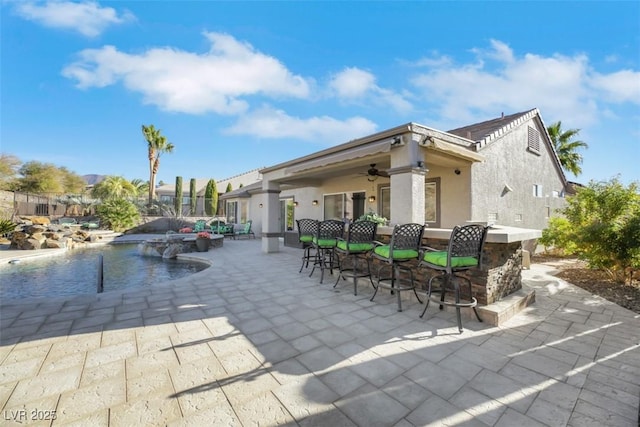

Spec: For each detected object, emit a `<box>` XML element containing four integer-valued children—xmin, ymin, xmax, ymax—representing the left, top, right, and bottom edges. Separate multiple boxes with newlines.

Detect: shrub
<box><xmin>545</xmin><ymin>177</ymin><xmax>640</xmax><ymax>283</ymax></box>
<box><xmin>0</xmin><ymin>219</ymin><xmax>16</xmax><ymax>237</ymax></box>
<box><xmin>96</xmin><ymin>199</ymin><xmax>140</xmax><ymax>232</ymax></box>
<box><xmin>539</xmin><ymin>216</ymin><xmax>577</xmax><ymax>255</ymax></box>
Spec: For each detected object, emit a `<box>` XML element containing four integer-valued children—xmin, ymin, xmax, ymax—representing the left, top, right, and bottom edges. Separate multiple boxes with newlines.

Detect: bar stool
<box><xmin>296</xmin><ymin>219</ymin><xmax>319</xmax><ymax>273</ymax></box>
<box><xmin>371</xmin><ymin>223</ymin><xmax>425</xmax><ymax>311</ymax></box>
<box><xmin>419</xmin><ymin>224</ymin><xmax>488</xmax><ymax>332</ymax></box>
<box><xmin>309</xmin><ymin>219</ymin><xmax>345</xmax><ymax>284</ymax></box>
<box><xmin>334</xmin><ymin>220</ymin><xmax>378</xmax><ymax>295</ymax></box>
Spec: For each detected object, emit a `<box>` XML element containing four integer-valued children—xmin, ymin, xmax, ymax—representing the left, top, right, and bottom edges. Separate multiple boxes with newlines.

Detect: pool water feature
<box><xmin>0</xmin><ymin>244</ymin><xmax>208</xmax><ymax>300</ymax></box>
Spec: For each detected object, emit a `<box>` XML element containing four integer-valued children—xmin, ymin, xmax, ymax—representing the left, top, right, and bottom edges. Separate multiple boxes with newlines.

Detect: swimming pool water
<box><xmin>0</xmin><ymin>244</ymin><xmax>207</xmax><ymax>300</ymax></box>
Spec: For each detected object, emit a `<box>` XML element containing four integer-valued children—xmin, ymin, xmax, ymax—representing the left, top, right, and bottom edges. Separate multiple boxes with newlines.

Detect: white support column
<box><xmin>389</xmin><ymin>167</ymin><xmax>427</xmax><ymax>225</ymax></box>
<box><xmin>260</xmin><ymin>179</ymin><xmax>281</xmax><ymax>253</ymax></box>
<box><xmin>388</xmin><ymin>133</ymin><xmax>427</xmax><ymax>225</ymax></box>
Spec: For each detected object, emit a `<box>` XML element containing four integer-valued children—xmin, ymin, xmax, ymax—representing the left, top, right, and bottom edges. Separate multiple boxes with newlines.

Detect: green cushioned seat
<box><xmin>299</xmin><ymin>235</ymin><xmax>313</xmax><ymax>243</ymax></box>
<box><xmin>423</xmin><ymin>251</ymin><xmax>478</xmax><ymax>268</ymax></box>
<box><xmin>313</xmin><ymin>237</ymin><xmax>337</xmax><ymax>247</ymax></box>
<box><xmin>336</xmin><ymin>241</ymin><xmax>373</xmax><ymax>252</ymax></box>
<box><xmin>374</xmin><ymin>245</ymin><xmax>419</xmax><ymax>260</ymax></box>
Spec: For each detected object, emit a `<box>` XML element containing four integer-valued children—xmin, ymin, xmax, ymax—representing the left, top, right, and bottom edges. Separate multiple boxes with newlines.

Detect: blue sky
<box><xmin>2</xmin><ymin>1</ymin><xmax>639</xmax><ymax>187</ymax></box>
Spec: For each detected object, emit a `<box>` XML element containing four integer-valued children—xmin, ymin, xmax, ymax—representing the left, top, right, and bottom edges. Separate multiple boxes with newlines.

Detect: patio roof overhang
<box><xmin>420</xmin><ymin>137</ymin><xmax>485</xmax><ymax>164</ymax></box>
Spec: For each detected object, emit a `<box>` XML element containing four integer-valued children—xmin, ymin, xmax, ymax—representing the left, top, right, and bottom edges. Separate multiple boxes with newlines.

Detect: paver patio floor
<box><xmin>0</xmin><ymin>237</ymin><xmax>638</xmax><ymax>426</ymax></box>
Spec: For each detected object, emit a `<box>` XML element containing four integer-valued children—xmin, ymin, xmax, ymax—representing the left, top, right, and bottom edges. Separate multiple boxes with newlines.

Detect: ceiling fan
<box><xmin>361</xmin><ymin>164</ymin><xmax>389</xmax><ymax>182</ymax></box>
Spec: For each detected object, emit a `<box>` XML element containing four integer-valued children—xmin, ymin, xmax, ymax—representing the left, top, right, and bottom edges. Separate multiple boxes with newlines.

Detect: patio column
<box><xmin>388</xmin><ymin>135</ymin><xmax>427</xmax><ymax>225</ymax></box>
<box><xmin>260</xmin><ymin>179</ymin><xmax>281</xmax><ymax>253</ymax></box>
<box><xmin>389</xmin><ymin>167</ymin><xmax>427</xmax><ymax>224</ymax></box>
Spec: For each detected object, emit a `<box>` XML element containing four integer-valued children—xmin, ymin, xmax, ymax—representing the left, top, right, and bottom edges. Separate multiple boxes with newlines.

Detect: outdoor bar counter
<box><xmin>375</xmin><ymin>225</ymin><xmax>541</xmax><ymax>306</ymax></box>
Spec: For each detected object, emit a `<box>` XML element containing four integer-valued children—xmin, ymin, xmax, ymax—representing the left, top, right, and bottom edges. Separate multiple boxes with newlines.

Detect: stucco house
<box><xmin>221</xmin><ymin>108</ymin><xmax>571</xmax><ymax>252</ymax></box>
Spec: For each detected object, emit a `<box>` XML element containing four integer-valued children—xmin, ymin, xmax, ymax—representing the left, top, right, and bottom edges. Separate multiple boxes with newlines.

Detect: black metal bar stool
<box><xmin>309</xmin><ymin>219</ymin><xmax>345</xmax><ymax>284</ymax></box>
<box><xmin>296</xmin><ymin>219</ymin><xmax>319</xmax><ymax>273</ymax></box>
<box><xmin>418</xmin><ymin>224</ymin><xmax>489</xmax><ymax>332</ymax></box>
<box><xmin>371</xmin><ymin>223</ymin><xmax>425</xmax><ymax>311</ymax></box>
<box><xmin>334</xmin><ymin>220</ymin><xmax>378</xmax><ymax>295</ymax></box>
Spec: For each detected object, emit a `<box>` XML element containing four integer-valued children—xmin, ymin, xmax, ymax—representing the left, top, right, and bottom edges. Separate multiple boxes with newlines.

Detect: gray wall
<box><xmin>470</xmin><ymin>117</ymin><xmax>567</xmax><ymax>229</ymax></box>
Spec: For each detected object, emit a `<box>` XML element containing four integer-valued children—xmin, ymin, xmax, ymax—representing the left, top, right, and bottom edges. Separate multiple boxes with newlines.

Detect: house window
<box><xmin>425</xmin><ymin>178</ymin><xmax>440</xmax><ymax>227</ymax></box>
<box><xmin>552</xmin><ymin>190</ymin><xmax>559</xmax><ymax>198</ymax></box>
<box><xmin>527</xmin><ymin>126</ymin><xmax>541</xmax><ymax>154</ymax></box>
<box><xmin>533</xmin><ymin>184</ymin><xmax>543</xmax><ymax>198</ymax></box>
<box><xmin>488</xmin><ymin>212</ymin><xmax>498</xmax><ymax>223</ymax></box>
<box><xmin>226</xmin><ymin>201</ymin><xmax>238</xmax><ymax>223</ymax></box>
<box><xmin>323</xmin><ymin>193</ymin><xmax>345</xmax><ymax>220</ymax></box>
<box><xmin>515</xmin><ymin>214</ymin><xmax>523</xmax><ymax>222</ymax></box>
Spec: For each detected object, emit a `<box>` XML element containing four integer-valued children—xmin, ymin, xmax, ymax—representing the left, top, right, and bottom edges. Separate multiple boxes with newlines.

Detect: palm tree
<box><xmin>142</xmin><ymin>124</ymin><xmax>175</xmax><ymax>206</ymax></box>
<box><xmin>91</xmin><ymin>176</ymin><xmax>137</xmax><ymax>200</ymax></box>
<box><xmin>130</xmin><ymin>179</ymin><xmax>149</xmax><ymax>199</ymax></box>
<box><xmin>547</xmin><ymin>121</ymin><xmax>588</xmax><ymax>176</ymax></box>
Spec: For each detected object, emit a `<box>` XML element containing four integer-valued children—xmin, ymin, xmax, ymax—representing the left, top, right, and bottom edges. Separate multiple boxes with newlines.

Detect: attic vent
<box><xmin>527</xmin><ymin>126</ymin><xmax>541</xmax><ymax>154</ymax></box>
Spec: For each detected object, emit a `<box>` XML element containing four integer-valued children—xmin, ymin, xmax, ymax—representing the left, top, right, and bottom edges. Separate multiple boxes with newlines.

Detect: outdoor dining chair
<box><xmin>296</xmin><ymin>218</ymin><xmax>319</xmax><ymax>273</ymax></box>
<box><xmin>309</xmin><ymin>219</ymin><xmax>345</xmax><ymax>284</ymax></box>
<box><xmin>371</xmin><ymin>223</ymin><xmax>425</xmax><ymax>311</ymax></box>
<box><xmin>334</xmin><ymin>220</ymin><xmax>378</xmax><ymax>295</ymax></box>
<box><xmin>418</xmin><ymin>223</ymin><xmax>489</xmax><ymax>333</ymax></box>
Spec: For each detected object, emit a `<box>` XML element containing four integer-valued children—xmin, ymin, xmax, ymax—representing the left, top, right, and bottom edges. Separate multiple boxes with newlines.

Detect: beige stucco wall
<box><xmin>423</xmin><ymin>163</ymin><xmax>472</xmax><ymax>228</ymax></box>
<box><xmin>470</xmin><ymin>117</ymin><xmax>567</xmax><ymax>229</ymax></box>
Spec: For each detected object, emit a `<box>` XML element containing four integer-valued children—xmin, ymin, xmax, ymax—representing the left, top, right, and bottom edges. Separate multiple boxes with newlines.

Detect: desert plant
<box><xmin>0</xmin><ymin>219</ymin><xmax>16</xmax><ymax>237</ymax></box>
<box><xmin>190</xmin><ymin>178</ymin><xmax>197</xmax><ymax>215</ymax></box>
<box><xmin>174</xmin><ymin>176</ymin><xmax>183</xmax><ymax>215</ymax></box>
<box><xmin>96</xmin><ymin>199</ymin><xmax>140</xmax><ymax>232</ymax></box>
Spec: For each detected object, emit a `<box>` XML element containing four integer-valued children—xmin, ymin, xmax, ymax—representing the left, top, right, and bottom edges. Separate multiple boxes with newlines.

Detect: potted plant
<box><xmin>195</xmin><ymin>231</ymin><xmax>211</xmax><ymax>252</ymax></box>
<box><xmin>356</xmin><ymin>210</ymin><xmax>388</xmax><ymax>226</ymax></box>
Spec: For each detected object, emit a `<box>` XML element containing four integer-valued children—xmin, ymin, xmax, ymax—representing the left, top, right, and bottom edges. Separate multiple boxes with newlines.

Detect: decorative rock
<box><xmin>30</xmin><ymin>216</ymin><xmax>51</xmax><ymax>225</ymax></box>
<box><xmin>87</xmin><ymin>234</ymin><xmax>101</xmax><ymax>243</ymax></box>
<box><xmin>26</xmin><ymin>225</ymin><xmax>47</xmax><ymax>234</ymax></box>
<box><xmin>46</xmin><ymin>239</ymin><xmax>67</xmax><ymax>249</ymax></box>
<box><xmin>162</xmin><ymin>244</ymin><xmax>183</xmax><ymax>259</ymax></box>
<box><xmin>20</xmin><ymin>238</ymin><xmax>42</xmax><ymax>250</ymax></box>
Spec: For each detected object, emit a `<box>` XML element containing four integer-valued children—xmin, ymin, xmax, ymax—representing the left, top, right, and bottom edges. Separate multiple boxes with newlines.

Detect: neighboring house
<box><xmin>155</xmin><ymin>169</ymin><xmax>262</xmax><ymax>216</ymax></box>
<box><xmin>222</xmin><ymin>108</ymin><xmax>572</xmax><ymax>253</ymax></box>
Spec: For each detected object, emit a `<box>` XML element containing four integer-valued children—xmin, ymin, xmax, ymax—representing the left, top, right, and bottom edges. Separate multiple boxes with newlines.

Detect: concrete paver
<box><xmin>0</xmin><ymin>237</ymin><xmax>639</xmax><ymax>426</ymax></box>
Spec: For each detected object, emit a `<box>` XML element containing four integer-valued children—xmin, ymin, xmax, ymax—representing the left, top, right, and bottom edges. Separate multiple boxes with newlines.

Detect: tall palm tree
<box><xmin>547</xmin><ymin>121</ymin><xmax>588</xmax><ymax>177</ymax></box>
<box><xmin>142</xmin><ymin>124</ymin><xmax>174</xmax><ymax>206</ymax></box>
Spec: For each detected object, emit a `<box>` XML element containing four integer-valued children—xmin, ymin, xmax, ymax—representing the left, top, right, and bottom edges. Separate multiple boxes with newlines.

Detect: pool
<box><xmin>0</xmin><ymin>244</ymin><xmax>208</xmax><ymax>300</ymax></box>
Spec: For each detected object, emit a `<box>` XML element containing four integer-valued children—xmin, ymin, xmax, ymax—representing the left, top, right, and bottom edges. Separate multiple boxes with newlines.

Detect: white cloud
<box><xmin>589</xmin><ymin>69</ymin><xmax>640</xmax><ymax>104</ymax></box>
<box><xmin>225</xmin><ymin>106</ymin><xmax>378</xmax><ymax>144</ymax></box>
<box><xmin>62</xmin><ymin>32</ymin><xmax>312</xmax><ymax>114</ymax></box>
<box><xmin>410</xmin><ymin>39</ymin><xmax>638</xmax><ymax>129</ymax></box>
<box><xmin>329</xmin><ymin>67</ymin><xmax>413</xmax><ymax>114</ymax></box>
<box><xmin>14</xmin><ymin>0</ymin><xmax>134</xmax><ymax>37</ymax></box>
<box><xmin>330</xmin><ymin>67</ymin><xmax>376</xmax><ymax>99</ymax></box>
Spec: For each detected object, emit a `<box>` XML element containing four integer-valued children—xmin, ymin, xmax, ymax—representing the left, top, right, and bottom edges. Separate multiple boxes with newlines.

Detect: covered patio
<box><xmin>1</xmin><ymin>238</ymin><xmax>638</xmax><ymax>425</ymax></box>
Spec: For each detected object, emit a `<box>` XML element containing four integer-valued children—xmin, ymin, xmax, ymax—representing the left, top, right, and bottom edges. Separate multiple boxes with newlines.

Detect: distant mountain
<box><xmin>83</xmin><ymin>174</ymin><xmax>106</xmax><ymax>185</ymax></box>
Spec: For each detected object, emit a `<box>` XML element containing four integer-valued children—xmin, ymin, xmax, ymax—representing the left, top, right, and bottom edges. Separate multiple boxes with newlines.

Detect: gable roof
<box><xmin>447</xmin><ymin>109</ymin><xmax>538</xmax><ymax>148</ymax></box>
<box><xmin>448</xmin><ymin>108</ymin><xmax>570</xmax><ymax>189</ymax></box>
